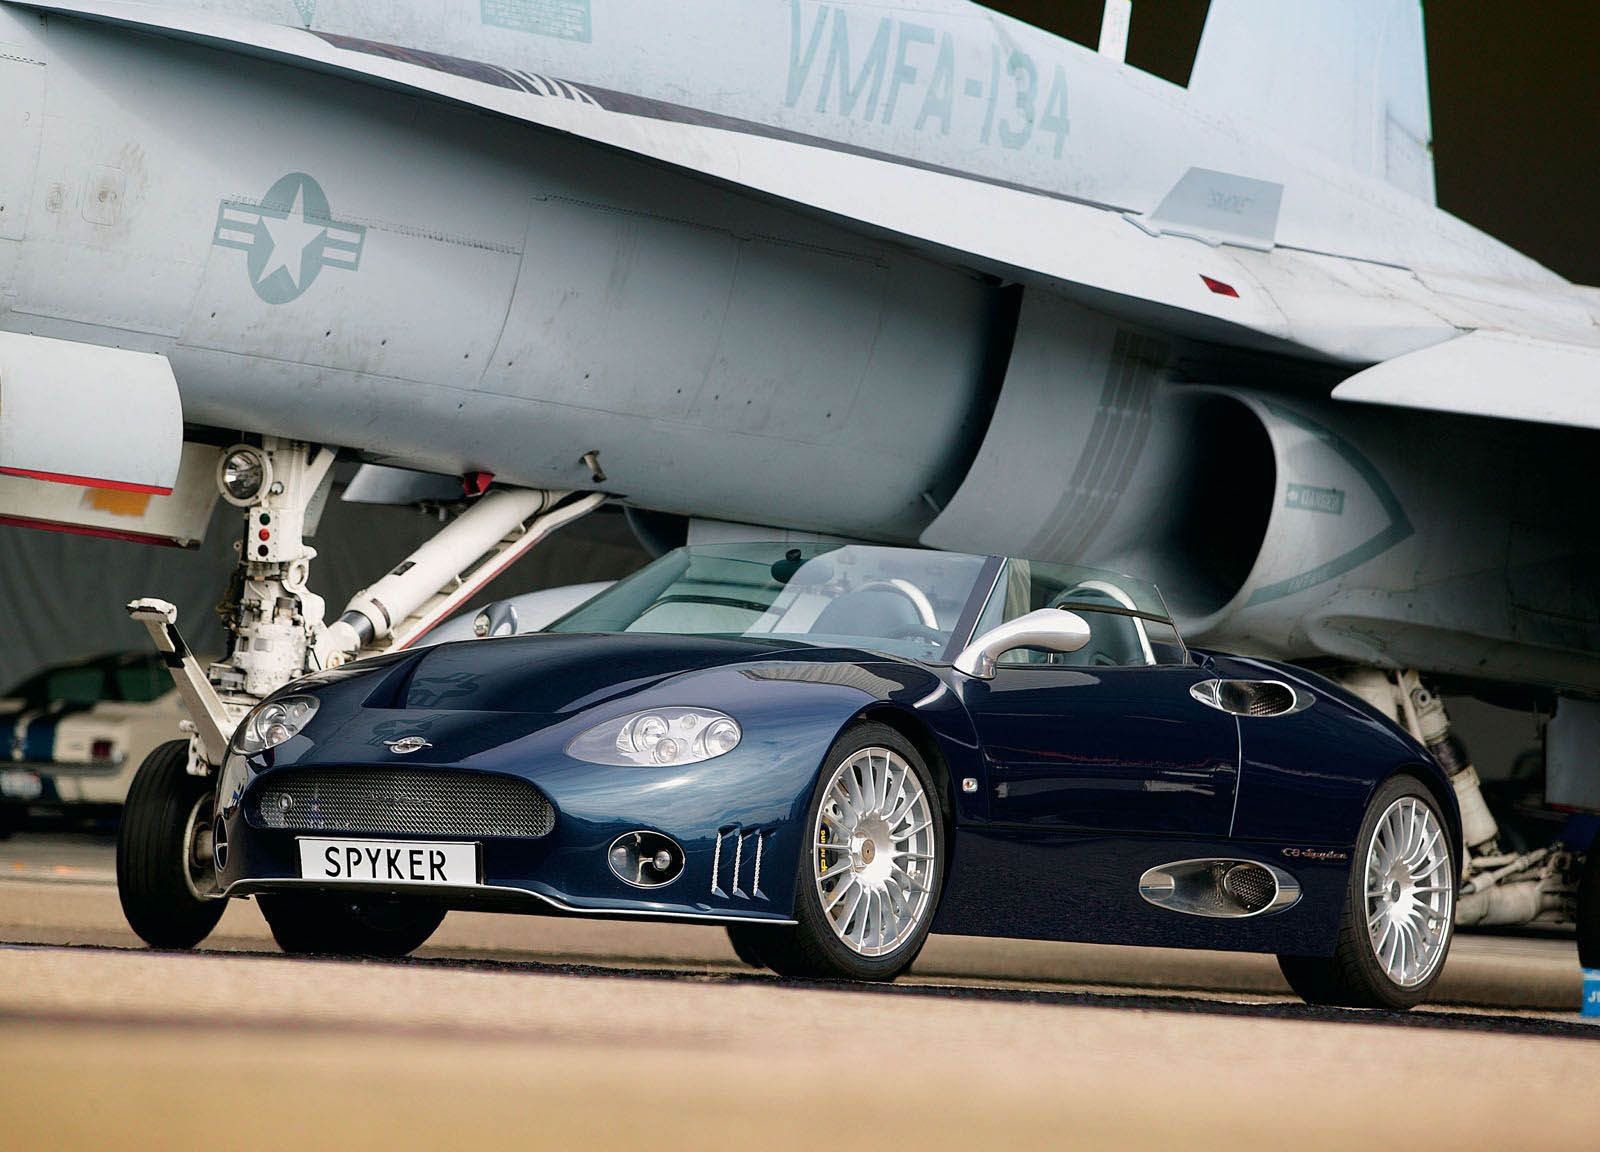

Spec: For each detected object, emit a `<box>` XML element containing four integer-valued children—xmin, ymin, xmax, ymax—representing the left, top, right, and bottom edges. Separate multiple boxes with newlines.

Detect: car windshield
<box><xmin>972</xmin><ymin>558</ymin><xmax>1187</xmax><ymax>666</ymax></box>
<box><xmin>546</xmin><ymin>543</ymin><xmax>991</xmax><ymax>661</ymax></box>
<box><xmin>2</xmin><ymin>654</ymin><xmax>172</xmax><ymax>706</ymax></box>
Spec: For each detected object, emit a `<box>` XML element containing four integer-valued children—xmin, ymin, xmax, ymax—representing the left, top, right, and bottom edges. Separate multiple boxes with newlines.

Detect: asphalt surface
<box><xmin>3</xmin><ymin>834</ymin><xmax>1597</xmax><ymax>1150</ymax></box>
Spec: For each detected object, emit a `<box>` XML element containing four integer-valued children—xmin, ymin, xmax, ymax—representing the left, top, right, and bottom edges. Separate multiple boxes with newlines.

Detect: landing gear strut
<box><xmin>118</xmin><ymin>436</ymin><xmax>604</xmax><ymax>948</ymax></box>
<box><xmin>1332</xmin><ymin>668</ymin><xmax>1578</xmax><ymax>933</ymax></box>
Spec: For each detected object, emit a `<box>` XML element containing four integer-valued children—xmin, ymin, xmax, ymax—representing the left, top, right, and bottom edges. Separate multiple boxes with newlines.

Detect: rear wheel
<box><xmin>258</xmin><ymin>892</ymin><xmax>445</xmax><ymax>958</ymax></box>
<box><xmin>117</xmin><ymin>740</ymin><xmax>226</xmax><ymax>949</ymax></box>
<box><xmin>759</xmin><ymin>723</ymin><xmax>944</xmax><ymax>982</ymax></box>
<box><xmin>1279</xmin><ymin>775</ymin><xmax>1455</xmax><ymax>1010</ymax></box>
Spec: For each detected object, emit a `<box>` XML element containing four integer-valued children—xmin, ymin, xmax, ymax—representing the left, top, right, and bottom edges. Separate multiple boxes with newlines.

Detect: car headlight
<box><xmin>231</xmin><ymin>694</ymin><xmax>319</xmax><ymax>755</ymax></box>
<box><xmin>568</xmin><ymin>707</ymin><xmax>742</xmax><ymax>767</ymax></box>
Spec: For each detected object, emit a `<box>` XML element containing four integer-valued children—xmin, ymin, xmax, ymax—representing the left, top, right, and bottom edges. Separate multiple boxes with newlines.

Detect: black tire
<box><xmin>258</xmin><ymin>892</ymin><xmax>445</xmax><ymax>958</ymax></box>
<box><xmin>1576</xmin><ymin>835</ymin><xmax>1600</xmax><ymax>969</ymax></box>
<box><xmin>758</xmin><ymin>722</ymin><xmax>945</xmax><ymax>982</ymax></box>
<box><xmin>116</xmin><ymin>740</ymin><xmax>226</xmax><ymax>949</ymax></box>
<box><xmin>1278</xmin><ymin>775</ymin><xmax>1456</xmax><ymax>1010</ymax></box>
<box><xmin>725</xmin><ymin>923</ymin><xmax>778</xmax><ymax>969</ymax></box>
<box><xmin>0</xmin><ymin>806</ymin><xmax>23</xmax><ymax>840</ymax></box>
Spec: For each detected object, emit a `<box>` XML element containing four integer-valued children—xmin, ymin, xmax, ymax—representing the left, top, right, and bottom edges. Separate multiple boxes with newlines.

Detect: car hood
<box><xmin>275</xmin><ymin>632</ymin><xmax>922</xmax><ymax>767</ymax></box>
<box><xmin>382</xmin><ymin>633</ymin><xmax>826</xmax><ymax>714</ymax></box>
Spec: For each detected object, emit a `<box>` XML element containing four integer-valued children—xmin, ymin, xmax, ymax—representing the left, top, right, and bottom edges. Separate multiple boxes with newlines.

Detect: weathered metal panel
<box><xmin>0</xmin><ymin>9</ymin><xmax>46</xmax><ymax>243</ymax></box>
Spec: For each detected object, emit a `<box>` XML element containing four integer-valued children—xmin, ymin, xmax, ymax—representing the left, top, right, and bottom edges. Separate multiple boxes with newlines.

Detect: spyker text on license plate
<box><xmin>298</xmin><ymin>838</ymin><xmax>478</xmax><ymax>886</ymax></box>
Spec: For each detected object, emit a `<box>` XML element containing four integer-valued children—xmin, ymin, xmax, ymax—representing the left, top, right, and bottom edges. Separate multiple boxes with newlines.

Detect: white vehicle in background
<box><xmin>423</xmin><ymin>582</ymin><xmax>615</xmax><ymax>645</ymax></box>
<box><xmin>0</xmin><ymin>582</ymin><xmax>610</xmax><ymax>835</ymax></box>
<box><xmin>0</xmin><ymin>653</ymin><xmax>186</xmax><ymax>835</ymax></box>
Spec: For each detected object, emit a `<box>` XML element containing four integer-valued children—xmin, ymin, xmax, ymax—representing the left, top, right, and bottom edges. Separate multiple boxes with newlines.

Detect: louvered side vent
<box><xmin>710</xmin><ymin>825</ymin><xmax>769</xmax><ymax>901</ymax></box>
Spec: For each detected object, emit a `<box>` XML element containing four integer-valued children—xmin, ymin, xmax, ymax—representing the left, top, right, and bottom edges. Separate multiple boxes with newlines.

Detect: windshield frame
<box><xmin>958</xmin><ymin>557</ymin><xmax>1189</xmax><ymax>667</ymax></box>
<box><xmin>543</xmin><ymin>544</ymin><xmax>1185</xmax><ymax>667</ymax></box>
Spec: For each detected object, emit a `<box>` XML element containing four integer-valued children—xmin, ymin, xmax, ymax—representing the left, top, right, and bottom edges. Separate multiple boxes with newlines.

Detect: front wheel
<box><xmin>759</xmin><ymin>722</ymin><xmax>944</xmax><ymax>982</ymax></box>
<box><xmin>116</xmin><ymin>740</ymin><xmax>226</xmax><ymax>949</ymax></box>
<box><xmin>1279</xmin><ymin>775</ymin><xmax>1456</xmax><ymax>1010</ymax></box>
<box><xmin>258</xmin><ymin>892</ymin><xmax>445</xmax><ymax>958</ymax></box>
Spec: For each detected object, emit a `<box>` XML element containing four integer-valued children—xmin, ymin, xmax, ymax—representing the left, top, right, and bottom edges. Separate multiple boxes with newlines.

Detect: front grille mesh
<box><xmin>246</xmin><ymin>768</ymin><xmax>554</xmax><ymax>838</ymax></box>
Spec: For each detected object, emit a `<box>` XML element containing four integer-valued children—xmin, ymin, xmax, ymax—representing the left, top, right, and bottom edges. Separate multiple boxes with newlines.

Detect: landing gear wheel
<box><xmin>758</xmin><ymin>722</ymin><xmax>944</xmax><ymax>982</ymax></box>
<box><xmin>1576</xmin><ymin>837</ymin><xmax>1600</xmax><ymax>969</ymax></box>
<box><xmin>1279</xmin><ymin>775</ymin><xmax>1456</xmax><ymax>1010</ymax></box>
<box><xmin>116</xmin><ymin>740</ymin><xmax>226</xmax><ymax>949</ymax></box>
<box><xmin>258</xmin><ymin>893</ymin><xmax>445</xmax><ymax>958</ymax></box>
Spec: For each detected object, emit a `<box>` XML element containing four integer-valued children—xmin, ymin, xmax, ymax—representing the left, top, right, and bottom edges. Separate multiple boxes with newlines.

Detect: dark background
<box><xmin>983</xmin><ymin>1</ymin><xmax>1600</xmax><ymax>285</ymax></box>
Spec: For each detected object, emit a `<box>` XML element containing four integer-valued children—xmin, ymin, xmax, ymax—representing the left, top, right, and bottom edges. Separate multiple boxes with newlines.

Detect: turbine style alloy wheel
<box><xmin>1277</xmin><ymin>775</ymin><xmax>1457</xmax><ymax>1010</ymax></box>
<box><xmin>1364</xmin><ymin>795</ymin><xmax>1453</xmax><ymax>987</ymax></box>
<box><xmin>813</xmin><ymin>745</ymin><xmax>937</xmax><ymax>958</ymax></box>
<box><xmin>741</xmin><ymin>722</ymin><xmax>944</xmax><ymax>982</ymax></box>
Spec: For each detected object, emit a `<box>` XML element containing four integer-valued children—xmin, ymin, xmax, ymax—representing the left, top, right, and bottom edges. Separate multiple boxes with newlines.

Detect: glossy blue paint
<box><xmin>1206</xmin><ymin>653</ymin><xmax>1460</xmax><ymax>854</ymax></box>
<box><xmin>215</xmin><ymin>574</ymin><xmax>1460</xmax><ymax>962</ymax></box>
<box><xmin>933</xmin><ymin>828</ymin><xmax>1348</xmax><ymax>955</ymax></box>
<box><xmin>958</xmin><ymin>664</ymin><xmax>1239</xmax><ymax>836</ymax></box>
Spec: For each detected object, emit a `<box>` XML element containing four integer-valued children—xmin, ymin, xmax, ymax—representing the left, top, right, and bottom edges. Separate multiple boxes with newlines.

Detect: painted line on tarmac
<box><xmin>5</xmin><ymin>941</ymin><xmax>1598</xmax><ymax>1042</ymax></box>
<box><xmin>0</xmin><ymin>861</ymin><xmax>115</xmax><ymax>886</ymax></box>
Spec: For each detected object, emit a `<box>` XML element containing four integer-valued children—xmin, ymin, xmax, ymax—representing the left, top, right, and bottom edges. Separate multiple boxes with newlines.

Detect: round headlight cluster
<box><xmin>568</xmin><ymin>707</ymin><xmax>742</xmax><ymax>767</ymax></box>
<box><xmin>232</xmin><ymin>694</ymin><xmax>319</xmax><ymax>755</ymax></box>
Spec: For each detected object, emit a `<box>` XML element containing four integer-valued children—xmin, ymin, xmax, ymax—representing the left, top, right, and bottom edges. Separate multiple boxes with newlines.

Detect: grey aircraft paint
<box><xmin>0</xmin><ymin>1</ymin><xmax>1596</xmax><ymax>697</ymax></box>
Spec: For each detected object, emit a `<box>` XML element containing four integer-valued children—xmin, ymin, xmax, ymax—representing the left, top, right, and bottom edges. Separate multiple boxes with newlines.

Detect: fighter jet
<box><xmin>0</xmin><ymin>1</ymin><xmax>1596</xmax><ymax>930</ymax></box>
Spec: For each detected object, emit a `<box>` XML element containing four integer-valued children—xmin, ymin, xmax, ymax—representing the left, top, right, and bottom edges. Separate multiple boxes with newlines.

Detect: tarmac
<box><xmin>3</xmin><ymin>834</ymin><xmax>1597</xmax><ymax>1150</ymax></box>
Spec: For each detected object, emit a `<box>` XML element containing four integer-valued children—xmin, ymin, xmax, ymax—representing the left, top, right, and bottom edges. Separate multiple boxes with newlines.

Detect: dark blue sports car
<box><xmin>119</xmin><ymin>542</ymin><xmax>1461</xmax><ymax>1009</ymax></box>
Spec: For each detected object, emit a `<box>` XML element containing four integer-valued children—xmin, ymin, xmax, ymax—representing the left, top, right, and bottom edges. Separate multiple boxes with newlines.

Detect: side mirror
<box><xmin>472</xmin><ymin>599</ymin><xmax>520</xmax><ymax>639</ymax></box>
<box><xmin>954</xmin><ymin>609</ymin><xmax>1092</xmax><ymax>680</ymax></box>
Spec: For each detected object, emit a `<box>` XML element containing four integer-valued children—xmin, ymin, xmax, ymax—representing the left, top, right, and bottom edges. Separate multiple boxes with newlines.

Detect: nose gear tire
<box><xmin>116</xmin><ymin>740</ymin><xmax>227</xmax><ymax>949</ymax></box>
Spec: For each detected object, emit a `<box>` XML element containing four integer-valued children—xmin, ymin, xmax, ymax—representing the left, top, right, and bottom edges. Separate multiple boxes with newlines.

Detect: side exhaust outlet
<box><xmin>1138</xmin><ymin>859</ymin><xmax>1301</xmax><ymax>918</ymax></box>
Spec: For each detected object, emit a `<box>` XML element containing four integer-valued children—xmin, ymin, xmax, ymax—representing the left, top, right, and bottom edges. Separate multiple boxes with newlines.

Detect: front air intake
<box><xmin>246</xmin><ymin>768</ymin><xmax>554</xmax><ymax>838</ymax></box>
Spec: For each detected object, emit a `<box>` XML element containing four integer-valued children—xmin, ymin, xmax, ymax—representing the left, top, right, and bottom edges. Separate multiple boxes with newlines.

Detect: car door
<box><xmin>957</xmin><ymin>594</ymin><xmax>1240</xmax><ymax>837</ymax></box>
<box><xmin>961</xmin><ymin>663</ymin><xmax>1239</xmax><ymax>836</ymax></box>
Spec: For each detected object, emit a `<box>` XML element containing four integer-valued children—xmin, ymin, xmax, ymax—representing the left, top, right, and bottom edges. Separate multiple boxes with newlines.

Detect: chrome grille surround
<box><xmin>245</xmin><ymin>768</ymin><xmax>554</xmax><ymax>838</ymax></box>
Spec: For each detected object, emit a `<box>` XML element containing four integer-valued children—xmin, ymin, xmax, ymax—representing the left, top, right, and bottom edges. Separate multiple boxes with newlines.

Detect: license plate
<box><xmin>297</xmin><ymin>838</ymin><xmax>478</xmax><ymax>886</ymax></box>
<box><xmin>0</xmin><ymin>770</ymin><xmax>42</xmax><ymax>801</ymax></box>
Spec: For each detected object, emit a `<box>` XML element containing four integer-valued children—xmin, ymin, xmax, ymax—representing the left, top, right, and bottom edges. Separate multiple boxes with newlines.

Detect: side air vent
<box><xmin>710</xmin><ymin>825</ymin><xmax>769</xmax><ymax>901</ymax></box>
<box><xmin>1138</xmin><ymin>858</ymin><xmax>1301</xmax><ymax>918</ymax></box>
<box><xmin>1190</xmin><ymin>678</ymin><xmax>1309</xmax><ymax>719</ymax></box>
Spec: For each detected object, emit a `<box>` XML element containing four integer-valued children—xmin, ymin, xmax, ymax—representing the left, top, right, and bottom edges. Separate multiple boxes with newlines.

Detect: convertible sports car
<box><xmin>119</xmin><ymin>543</ymin><xmax>1461</xmax><ymax>1009</ymax></box>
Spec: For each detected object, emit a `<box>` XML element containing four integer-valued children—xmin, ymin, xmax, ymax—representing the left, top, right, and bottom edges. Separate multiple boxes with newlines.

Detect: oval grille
<box><xmin>246</xmin><ymin>768</ymin><xmax>554</xmax><ymax>838</ymax></box>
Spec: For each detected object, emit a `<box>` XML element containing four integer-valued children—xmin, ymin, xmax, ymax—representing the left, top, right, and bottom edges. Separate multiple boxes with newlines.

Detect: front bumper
<box><xmin>216</xmin><ymin>753</ymin><xmax>815</xmax><ymax>925</ymax></box>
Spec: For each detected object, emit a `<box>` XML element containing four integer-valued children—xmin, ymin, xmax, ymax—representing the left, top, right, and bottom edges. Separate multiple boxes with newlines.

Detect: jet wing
<box><xmin>1332</xmin><ymin>330</ymin><xmax>1600</xmax><ymax>431</ymax></box>
<box><xmin>15</xmin><ymin>1</ymin><xmax>1600</xmax><ymax>428</ymax></box>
